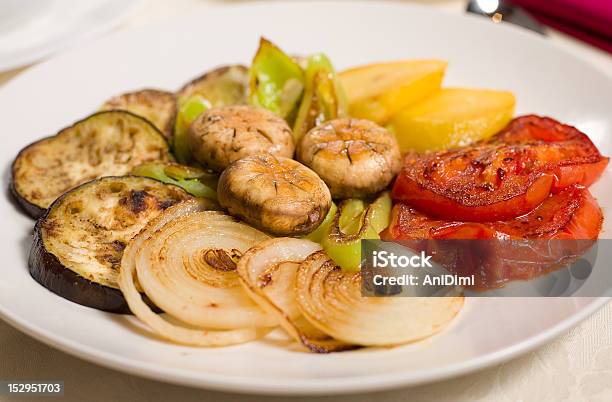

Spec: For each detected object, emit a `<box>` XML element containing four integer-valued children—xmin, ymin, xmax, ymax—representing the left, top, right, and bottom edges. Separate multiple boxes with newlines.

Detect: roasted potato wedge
<box><xmin>340</xmin><ymin>60</ymin><xmax>446</xmax><ymax>124</ymax></box>
<box><xmin>389</xmin><ymin>87</ymin><xmax>516</xmax><ymax>153</ymax></box>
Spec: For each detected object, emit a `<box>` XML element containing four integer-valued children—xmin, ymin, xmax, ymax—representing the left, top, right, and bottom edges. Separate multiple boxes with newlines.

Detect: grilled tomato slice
<box><xmin>392</xmin><ymin>115</ymin><xmax>608</xmax><ymax>221</ymax></box>
<box><xmin>382</xmin><ymin>186</ymin><xmax>603</xmax><ymax>288</ymax></box>
<box><xmin>384</xmin><ymin>186</ymin><xmax>602</xmax><ymax>241</ymax></box>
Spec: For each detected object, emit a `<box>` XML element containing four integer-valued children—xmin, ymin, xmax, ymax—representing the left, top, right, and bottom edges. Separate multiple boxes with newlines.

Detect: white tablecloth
<box><xmin>2</xmin><ymin>1</ymin><xmax>611</xmax><ymax>401</ymax></box>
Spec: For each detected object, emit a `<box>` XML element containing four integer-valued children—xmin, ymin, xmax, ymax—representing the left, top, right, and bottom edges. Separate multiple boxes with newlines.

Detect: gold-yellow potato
<box><xmin>389</xmin><ymin>88</ymin><xmax>516</xmax><ymax>153</ymax></box>
<box><xmin>340</xmin><ymin>60</ymin><xmax>447</xmax><ymax>125</ymax></box>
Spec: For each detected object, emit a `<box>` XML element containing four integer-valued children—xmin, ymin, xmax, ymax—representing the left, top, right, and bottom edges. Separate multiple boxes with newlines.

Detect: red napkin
<box><xmin>509</xmin><ymin>0</ymin><xmax>612</xmax><ymax>53</ymax></box>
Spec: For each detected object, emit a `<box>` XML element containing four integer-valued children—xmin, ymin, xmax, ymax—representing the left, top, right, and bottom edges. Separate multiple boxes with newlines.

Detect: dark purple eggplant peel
<box><xmin>28</xmin><ymin>176</ymin><xmax>196</xmax><ymax>313</ymax></box>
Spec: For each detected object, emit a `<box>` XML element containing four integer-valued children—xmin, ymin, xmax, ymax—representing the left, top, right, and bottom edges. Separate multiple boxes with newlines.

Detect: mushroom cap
<box><xmin>190</xmin><ymin>105</ymin><xmax>294</xmax><ymax>172</ymax></box>
<box><xmin>217</xmin><ymin>154</ymin><xmax>331</xmax><ymax>236</ymax></box>
<box><xmin>297</xmin><ymin>118</ymin><xmax>402</xmax><ymax>199</ymax></box>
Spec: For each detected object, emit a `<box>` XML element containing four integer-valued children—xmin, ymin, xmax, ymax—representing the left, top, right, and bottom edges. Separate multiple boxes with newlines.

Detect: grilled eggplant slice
<box><xmin>29</xmin><ymin>176</ymin><xmax>195</xmax><ymax>313</ymax></box>
<box><xmin>177</xmin><ymin>65</ymin><xmax>249</xmax><ymax>105</ymax></box>
<box><xmin>11</xmin><ymin>111</ymin><xmax>172</xmax><ymax>218</ymax></box>
<box><xmin>101</xmin><ymin>89</ymin><xmax>177</xmax><ymax>139</ymax></box>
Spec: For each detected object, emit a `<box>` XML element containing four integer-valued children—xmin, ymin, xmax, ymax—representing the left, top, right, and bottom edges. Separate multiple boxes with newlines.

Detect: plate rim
<box><xmin>0</xmin><ymin>297</ymin><xmax>607</xmax><ymax>395</ymax></box>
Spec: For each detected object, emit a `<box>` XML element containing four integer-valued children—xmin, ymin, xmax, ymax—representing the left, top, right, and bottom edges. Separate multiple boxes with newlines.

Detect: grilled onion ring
<box><xmin>119</xmin><ymin>200</ymin><xmax>275</xmax><ymax>346</ymax></box>
<box><xmin>237</xmin><ymin>237</ymin><xmax>354</xmax><ymax>352</ymax></box>
<box><xmin>296</xmin><ymin>251</ymin><xmax>464</xmax><ymax>346</ymax></box>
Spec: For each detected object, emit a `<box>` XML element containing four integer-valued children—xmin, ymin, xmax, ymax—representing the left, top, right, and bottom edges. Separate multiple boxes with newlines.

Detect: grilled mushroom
<box><xmin>217</xmin><ymin>154</ymin><xmax>331</xmax><ymax>236</ymax></box>
<box><xmin>189</xmin><ymin>105</ymin><xmax>295</xmax><ymax>172</ymax></box>
<box><xmin>296</xmin><ymin>118</ymin><xmax>401</xmax><ymax>199</ymax></box>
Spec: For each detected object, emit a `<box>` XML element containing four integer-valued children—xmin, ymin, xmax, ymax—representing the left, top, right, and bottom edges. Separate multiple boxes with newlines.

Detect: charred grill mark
<box><xmin>258</xmin><ymin>272</ymin><xmax>273</xmax><ymax>288</ymax></box>
<box><xmin>346</xmin><ymin>147</ymin><xmax>353</xmax><ymax>164</ymax></box>
<box><xmin>230</xmin><ymin>128</ymin><xmax>242</xmax><ymax>152</ymax></box>
<box><xmin>159</xmin><ymin>199</ymin><xmax>180</xmax><ymax>210</ymax></box>
<box><xmin>111</xmin><ymin>240</ymin><xmax>126</xmax><ymax>252</ymax></box>
<box><xmin>422</xmin><ymin>162</ymin><xmax>439</xmax><ymax>179</ymax></box>
<box><xmin>99</xmin><ymin>253</ymin><xmax>121</xmax><ymax>269</ymax></box>
<box><xmin>256</xmin><ymin>128</ymin><xmax>274</xmax><ymax>143</ymax></box>
<box><xmin>121</xmin><ymin>190</ymin><xmax>150</xmax><ymax>214</ymax></box>
<box><xmin>204</xmin><ymin>249</ymin><xmax>241</xmax><ymax>271</ymax></box>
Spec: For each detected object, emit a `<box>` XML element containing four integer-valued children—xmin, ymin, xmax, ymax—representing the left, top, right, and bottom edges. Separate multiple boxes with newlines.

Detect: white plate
<box><xmin>0</xmin><ymin>1</ymin><xmax>611</xmax><ymax>396</ymax></box>
<box><xmin>0</xmin><ymin>0</ymin><xmax>140</xmax><ymax>72</ymax></box>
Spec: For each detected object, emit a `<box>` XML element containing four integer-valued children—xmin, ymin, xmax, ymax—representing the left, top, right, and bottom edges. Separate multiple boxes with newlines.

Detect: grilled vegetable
<box><xmin>174</xmin><ymin>65</ymin><xmax>249</xmax><ymax>164</ymax></box>
<box><xmin>101</xmin><ymin>89</ymin><xmax>177</xmax><ymax>139</ymax></box>
<box><xmin>339</xmin><ymin>60</ymin><xmax>447</xmax><ymax>125</ymax></box>
<box><xmin>487</xmin><ymin>115</ymin><xmax>609</xmax><ymax>191</ymax></box>
<box><xmin>237</xmin><ymin>237</ymin><xmax>355</xmax><ymax>353</ymax></box>
<box><xmin>297</xmin><ymin>118</ymin><xmax>401</xmax><ymax>199</ymax></box>
<box><xmin>173</xmin><ymin>95</ymin><xmax>210</xmax><ymax>164</ymax></box>
<box><xmin>189</xmin><ymin>105</ymin><xmax>294</xmax><ymax>172</ymax></box>
<box><xmin>389</xmin><ymin>87</ymin><xmax>515</xmax><ymax>152</ymax></box>
<box><xmin>304</xmin><ymin>202</ymin><xmax>337</xmax><ymax>243</ymax></box>
<box><xmin>177</xmin><ymin>65</ymin><xmax>249</xmax><ymax>105</ymax></box>
<box><xmin>119</xmin><ymin>204</ymin><xmax>275</xmax><ymax>346</ymax></box>
<box><xmin>11</xmin><ymin>111</ymin><xmax>172</xmax><ymax>218</ymax></box>
<box><xmin>29</xmin><ymin>176</ymin><xmax>195</xmax><ymax>313</ymax></box>
<box><xmin>292</xmin><ymin>53</ymin><xmax>348</xmax><ymax>142</ymax></box>
<box><xmin>385</xmin><ymin>186</ymin><xmax>602</xmax><ymax>241</ymax></box>
<box><xmin>322</xmin><ymin>192</ymin><xmax>392</xmax><ymax>271</ymax></box>
<box><xmin>296</xmin><ymin>251</ymin><xmax>463</xmax><ymax>346</ymax></box>
<box><xmin>249</xmin><ymin>38</ymin><xmax>305</xmax><ymax>124</ymax></box>
<box><xmin>132</xmin><ymin>162</ymin><xmax>218</xmax><ymax>200</ymax></box>
<box><xmin>217</xmin><ymin>153</ymin><xmax>332</xmax><ymax>236</ymax></box>
<box><xmin>382</xmin><ymin>186</ymin><xmax>602</xmax><ymax>288</ymax></box>
<box><xmin>393</xmin><ymin>115</ymin><xmax>608</xmax><ymax>222</ymax></box>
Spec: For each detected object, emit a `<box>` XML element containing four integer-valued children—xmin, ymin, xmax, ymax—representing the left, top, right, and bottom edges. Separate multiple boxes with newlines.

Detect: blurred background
<box><xmin>0</xmin><ymin>0</ymin><xmax>611</xmax><ymax>84</ymax></box>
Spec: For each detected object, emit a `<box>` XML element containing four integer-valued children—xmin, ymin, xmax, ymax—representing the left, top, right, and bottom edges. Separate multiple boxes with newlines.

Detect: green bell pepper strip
<box><xmin>304</xmin><ymin>202</ymin><xmax>337</xmax><ymax>243</ymax></box>
<box><xmin>173</xmin><ymin>95</ymin><xmax>211</xmax><ymax>164</ymax></box>
<box><xmin>131</xmin><ymin>162</ymin><xmax>218</xmax><ymax>200</ymax></box>
<box><xmin>249</xmin><ymin>38</ymin><xmax>305</xmax><ymax>123</ymax></box>
<box><xmin>321</xmin><ymin>192</ymin><xmax>392</xmax><ymax>271</ymax></box>
<box><xmin>292</xmin><ymin>53</ymin><xmax>348</xmax><ymax>142</ymax></box>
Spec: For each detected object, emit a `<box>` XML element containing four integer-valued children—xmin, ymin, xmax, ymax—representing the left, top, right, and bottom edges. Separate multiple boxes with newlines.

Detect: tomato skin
<box><xmin>392</xmin><ymin>169</ymin><xmax>553</xmax><ymax>222</ymax></box>
<box><xmin>381</xmin><ymin>187</ymin><xmax>603</xmax><ymax>289</ymax></box>
<box><xmin>551</xmin><ymin>157</ymin><xmax>609</xmax><ymax>192</ymax></box>
<box><xmin>384</xmin><ymin>186</ymin><xmax>602</xmax><ymax>241</ymax></box>
<box><xmin>392</xmin><ymin>115</ymin><xmax>607</xmax><ymax>221</ymax></box>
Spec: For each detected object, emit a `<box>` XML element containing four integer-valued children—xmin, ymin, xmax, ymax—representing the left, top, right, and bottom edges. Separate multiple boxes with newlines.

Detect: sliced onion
<box><xmin>296</xmin><ymin>251</ymin><xmax>464</xmax><ymax>346</ymax></box>
<box><xmin>237</xmin><ymin>237</ymin><xmax>355</xmax><ymax>352</ymax></box>
<box><xmin>119</xmin><ymin>200</ymin><xmax>275</xmax><ymax>346</ymax></box>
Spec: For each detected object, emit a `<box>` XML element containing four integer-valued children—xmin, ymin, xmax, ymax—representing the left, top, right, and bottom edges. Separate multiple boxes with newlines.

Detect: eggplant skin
<box><xmin>9</xmin><ymin>170</ymin><xmax>46</xmax><ymax>218</ymax></box>
<box><xmin>11</xmin><ymin>110</ymin><xmax>172</xmax><ymax>219</ymax></box>
<box><xmin>29</xmin><ymin>176</ymin><xmax>192</xmax><ymax>313</ymax></box>
<box><xmin>29</xmin><ymin>223</ymin><xmax>133</xmax><ymax>313</ymax></box>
